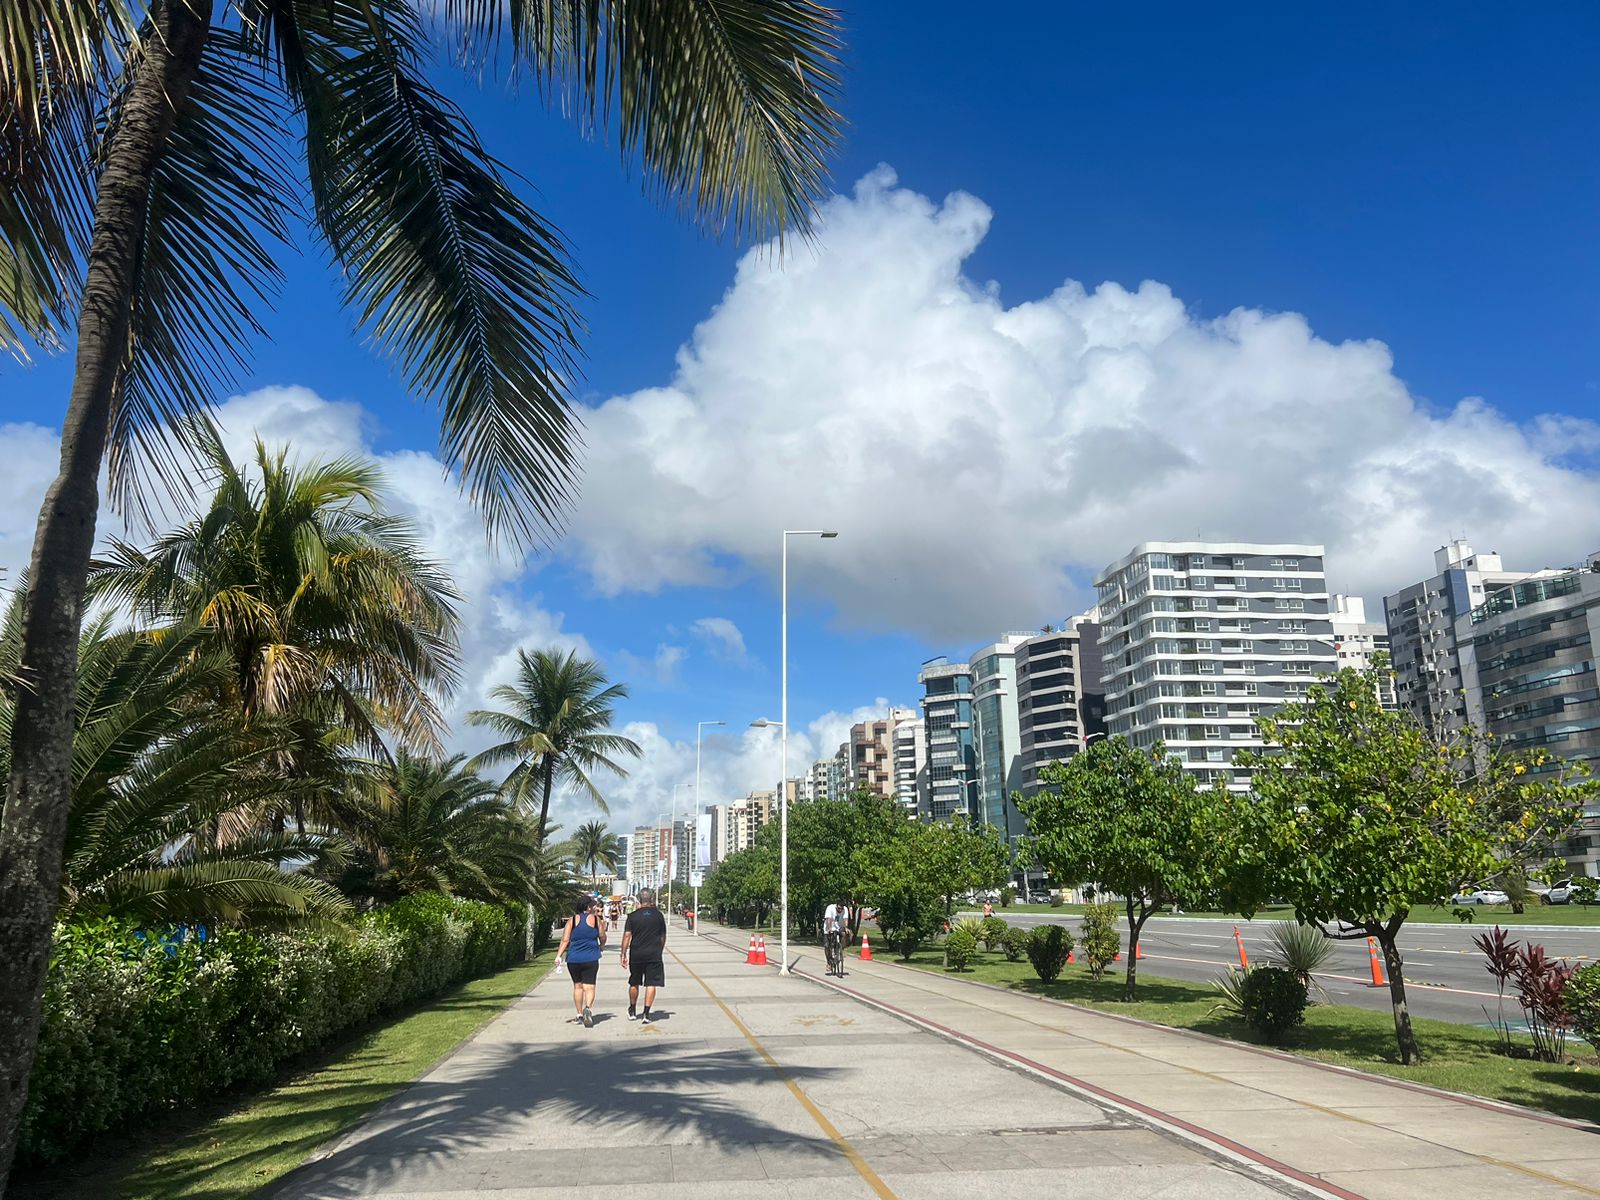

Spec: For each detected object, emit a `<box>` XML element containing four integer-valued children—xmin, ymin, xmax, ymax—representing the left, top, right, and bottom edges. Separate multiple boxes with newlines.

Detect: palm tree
<box><xmin>0</xmin><ymin>5</ymin><xmax>842</xmax><ymax>1179</ymax></box>
<box><xmin>331</xmin><ymin>752</ymin><xmax>541</xmax><ymax>907</ymax></box>
<box><xmin>571</xmin><ymin>820</ymin><xmax>622</xmax><ymax>890</ymax></box>
<box><xmin>0</xmin><ymin>606</ymin><xmax>349</xmax><ymax>927</ymax></box>
<box><xmin>91</xmin><ymin>435</ymin><xmax>462</xmax><ymax>756</ymax></box>
<box><xmin>467</xmin><ymin>648</ymin><xmax>642</xmax><ymax>847</ymax></box>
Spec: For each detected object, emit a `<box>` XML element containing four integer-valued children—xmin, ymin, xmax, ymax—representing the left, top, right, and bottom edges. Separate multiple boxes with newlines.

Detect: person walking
<box><xmin>556</xmin><ymin>895</ymin><xmax>606</xmax><ymax>1027</ymax></box>
<box><xmin>622</xmin><ymin>887</ymin><xmax>668</xmax><ymax>1023</ymax></box>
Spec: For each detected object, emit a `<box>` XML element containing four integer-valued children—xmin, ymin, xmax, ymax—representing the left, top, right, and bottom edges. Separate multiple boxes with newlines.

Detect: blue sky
<box><xmin>5</xmin><ymin>4</ymin><xmax>1600</xmax><ymax>826</ymax></box>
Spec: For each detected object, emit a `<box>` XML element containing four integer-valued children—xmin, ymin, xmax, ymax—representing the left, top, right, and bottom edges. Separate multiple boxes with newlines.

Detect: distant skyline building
<box><xmin>918</xmin><ymin>658</ymin><xmax>977</xmax><ymax>822</ymax></box>
<box><xmin>1383</xmin><ymin>539</ymin><xmax>1527</xmax><ymax>735</ymax></box>
<box><xmin>850</xmin><ymin>707</ymin><xmax>918</xmax><ymax>799</ymax></box>
<box><xmin>1095</xmin><ymin>541</ymin><xmax>1339</xmax><ymax>790</ymax></box>
<box><xmin>1330</xmin><ymin>594</ymin><xmax>1397</xmax><ymax>709</ymax></box>
<box><xmin>969</xmin><ymin>634</ymin><xmax>1030</xmax><ymax>836</ymax></box>
<box><xmin>891</xmin><ymin>716</ymin><xmax>927</xmax><ymax>815</ymax></box>
<box><xmin>1016</xmin><ymin>615</ymin><xmax>1105</xmax><ymax>794</ymax></box>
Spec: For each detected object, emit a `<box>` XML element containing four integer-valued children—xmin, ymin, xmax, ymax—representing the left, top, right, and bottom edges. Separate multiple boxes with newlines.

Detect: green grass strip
<box><xmin>893</xmin><ymin>949</ymin><xmax>1600</xmax><ymax>1124</ymax></box>
<box><xmin>15</xmin><ymin>954</ymin><xmax>552</xmax><ymax>1200</ymax></box>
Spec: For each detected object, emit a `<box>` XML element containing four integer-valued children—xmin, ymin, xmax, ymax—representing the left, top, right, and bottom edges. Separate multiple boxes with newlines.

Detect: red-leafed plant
<box><xmin>1474</xmin><ymin>926</ymin><xmax>1577</xmax><ymax>1062</ymax></box>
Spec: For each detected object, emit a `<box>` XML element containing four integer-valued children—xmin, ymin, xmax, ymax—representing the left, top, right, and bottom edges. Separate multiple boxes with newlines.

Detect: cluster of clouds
<box><xmin>5</xmin><ymin>166</ymin><xmax>1599</xmax><ymax>835</ymax></box>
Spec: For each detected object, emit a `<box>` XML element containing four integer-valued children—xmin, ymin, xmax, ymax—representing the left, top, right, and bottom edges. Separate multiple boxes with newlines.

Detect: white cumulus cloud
<box><xmin>690</xmin><ymin>616</ymin><xmax>749</xmax><ymax>664</ymax></box>
<box><xmin>565</xmin><ymin>166</ymin><xmax>1600</xmax><ymax>640</ymax></box>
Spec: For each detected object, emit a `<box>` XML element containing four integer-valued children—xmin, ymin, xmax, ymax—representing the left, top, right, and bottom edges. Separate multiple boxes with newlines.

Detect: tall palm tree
<box><xmin>467</xmin><ymin>648</ymin><xmax>642</xmax><ymax>847</ymax></box>
<box><xmin>0</xmin><ymin>4</ymin><xmax>842</xmax><ymax>1181</ymax></box>
<box><xmin>0</xmin><ymin>605</ymin><xmax>349</xmax><ymax>926</ymax></box>
<box><xmin>571</xmin><ymin>819</ymin><xmax>622</xmax><ymax>890</ymax></box>
<box><xmin>331</xmin><ymin>752</ymin><xmax>541</xmax><ymax>907</ymax></box>
<box><xmin>90</xmin><ymin>435</ymin><xmax>462</xmax><ymax>756</ymax></box>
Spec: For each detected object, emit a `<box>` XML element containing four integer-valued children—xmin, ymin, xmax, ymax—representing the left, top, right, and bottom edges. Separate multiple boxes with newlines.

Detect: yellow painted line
<box><xmin>671</xmin><ymin>948</ymin><xmax>900</xmax><ymax>1200</ymax></box>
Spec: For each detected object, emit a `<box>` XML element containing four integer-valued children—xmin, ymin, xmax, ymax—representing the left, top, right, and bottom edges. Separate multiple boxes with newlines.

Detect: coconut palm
<box><xmin>0</xmin><ymin>4</ymin><xmax>842</xmax><ymax>1178</ymax></box>
<box><xmin>331</xmin><ymin>752</ymin><xmax>541</xmax><ymax>907</ymax></box>
<box><xmin>0</xmin><ymin>606</ymin><xmax>349</xmax><ymax>926</ymax></box>
<box><xmin>90</xmin><ymin>436</ymin><xmax>461</xmax><ymax>755</ymax></box>
<box><xmin>467</xmin><ymin>649</ymin><xmax>642</xmax><ymax>846</ymax></box>
<box><xmin>571</xmin><ymin>820</ymin><xmax>622</xmax><ymax>890</ymax></box>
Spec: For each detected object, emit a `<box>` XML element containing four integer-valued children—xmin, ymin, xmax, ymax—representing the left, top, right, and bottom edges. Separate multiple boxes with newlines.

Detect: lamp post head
<box><xmin>820</xmin><ymin>530</ymin><xmax>839</xmax><ymax>538</ymax></box>
<box><xmin>750</xmin><ymin>718</ymin><xmax>783</xmax><ymax>729</ymax></box>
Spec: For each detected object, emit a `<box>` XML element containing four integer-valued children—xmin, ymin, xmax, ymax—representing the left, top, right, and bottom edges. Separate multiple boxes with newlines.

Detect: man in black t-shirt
<box><xmin>622</xmin><ymin>887</ymin><xmax>668</xmax><ymax>1022</ymax></box>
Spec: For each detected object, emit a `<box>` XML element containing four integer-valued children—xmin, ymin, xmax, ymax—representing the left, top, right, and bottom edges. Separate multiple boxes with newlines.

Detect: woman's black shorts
<box><xmin>567</xmin><ymin>959</ymin><xmax>599</xmax><ymax>984</ymax></box>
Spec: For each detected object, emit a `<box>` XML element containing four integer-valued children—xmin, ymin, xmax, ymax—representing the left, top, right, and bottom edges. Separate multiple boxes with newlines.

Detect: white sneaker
<box><xmin>582</xmin><ymin>1006</ymin><xmax>594</xmax><ymax>1028</ymax></box>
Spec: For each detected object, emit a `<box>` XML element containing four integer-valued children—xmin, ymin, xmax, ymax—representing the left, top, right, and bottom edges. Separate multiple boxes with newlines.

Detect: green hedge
<box><xmin>20</xmin><ymin>894</ymin><xmax>524</xmax><ymax>1163</ymax></box>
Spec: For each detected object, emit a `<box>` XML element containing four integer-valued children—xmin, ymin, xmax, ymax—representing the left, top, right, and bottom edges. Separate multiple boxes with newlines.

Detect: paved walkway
<box><xmin>267</xmin><ymin>931</ymin><xmax>1328</xmax><ymax>1199</ymax></box>
<box><xmin>751</xmin><ymin>931</ymin><xmax>1600</xmax><ymax>1200</ymax></box>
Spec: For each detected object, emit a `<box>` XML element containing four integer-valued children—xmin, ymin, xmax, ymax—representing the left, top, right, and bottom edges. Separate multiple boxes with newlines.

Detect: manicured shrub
<box><xmin>1079</xmin><ymin>902</ymin><xmax>1121</xmax><ymax>981</ymax></box>
<box><xmin>1001</xmin><ymin>925</ymin><xmax>1030</xmax><ymax>962</ymax></box>
<box><xmin>1048</xmin><ymin>891</ymin><xmax>1065</xmax><ymax>907</ymax></box>
<box><xmin>979</xmin><ymin>915</ymin><xmax>1009</xmax><ymax>951</ymax></box>
<box><xmin>1239</xmin><ymin>965</ymin><xmax>1308</xmax><ymax>1042</ymax></box>
<box><xmin>20</xmin><ymin>894</ymin><xmax>521</xmax><ymax>1164</ymax></box>
<box><xmin>1567</xmin><ymin>962</ymin><xmax>1600</xmax><ymax>1054</ymax></box>
<box><xmin>944</xmin><ymin>924</ymin><xmax>978</xmax><ymax>971</ymax></box>
<box><xmin>875</xmin><ymin>888</ymin><xmax>945</xmax><ymax>960</ymax></box>
<box><xmin>1026</xmin><ymin>924</ymin><xmax>1071</xmax><ymax>983</ymax></box>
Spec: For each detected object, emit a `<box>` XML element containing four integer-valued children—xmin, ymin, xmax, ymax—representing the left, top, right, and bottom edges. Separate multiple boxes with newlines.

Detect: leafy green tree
<box><xmin>1229</xmin><ymin>667</ymin><xmax>1588</xmax><ymax>1065</ymax></box>
<box><xmin>329</xmin><ymin>752</ymin><xmax>540</xmax><ymax>906</ymax></box>
<box><xmin>1019</xmin><ymin>737</ymin><xmax>1219</xmax><ymax>999</ymax></box>
<box><xmin>467</xmin><ymin>648</ymin><xmax>642</xmax><ymax>847</ymax></box>
<box><xmin>919</xmin><ymin>815</ymin><xmax>1009</xmax><ymax>917</ymax></box>
<box><xmin>0</xmin><ymin>609</ymin><xmax>348</xmax><ymax>927</ymax></box>
<box><xmin>701</xmin><ymin>845</ymin><xmax>778</xmax><ymax>926</ymax></box>
<box><xmin>571</xmin><ymin>820</ymin><xmax>622</xmax><ymax>890</ymax></box>
<box><xmin>761</xmin><ymin>789</ymin><xmax>904</xmax><ymax>936</ymax></box>
<box><xmin>0</xmin><ymin>1</ymin><xmax>843</xmax><ymax>1181</ymax></box>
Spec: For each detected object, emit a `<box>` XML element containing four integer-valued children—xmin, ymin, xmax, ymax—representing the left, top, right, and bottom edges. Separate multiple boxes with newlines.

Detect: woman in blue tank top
<box><xmin>557</xmin><ymin>895</ymin><xmax>607</xmax><ymax>1027</ymax></box>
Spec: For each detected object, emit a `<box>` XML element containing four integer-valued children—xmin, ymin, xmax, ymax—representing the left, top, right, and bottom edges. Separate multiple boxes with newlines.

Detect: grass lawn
<box><xmin>13</xmin><ymin>954</ymin><xmax>553</xmax><ymax>1200</ymax></box>
<box><xmin>982</xmin><ymin>902</ymin><xmax>1600</xmax><ymax>926</ymax></box>
<box><xmin>894</xmin><ymin>947</ymin><xmax>1600</xmax><ymax>1124</ymax></box>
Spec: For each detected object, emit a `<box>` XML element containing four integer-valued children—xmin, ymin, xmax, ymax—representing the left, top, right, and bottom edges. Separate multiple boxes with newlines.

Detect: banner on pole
<box><xmin>695</xmin><ymin>813</ymin><xmax>713</xmax><ymax>869</ymax></box>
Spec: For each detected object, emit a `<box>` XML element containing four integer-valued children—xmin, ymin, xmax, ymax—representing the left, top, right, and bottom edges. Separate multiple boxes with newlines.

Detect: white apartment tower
<box><xmin>1329</xmin><ymin>594</ymin><xmax>1397</xmax><ymax>709</ymax></box>
<box><xmin>1094</xmin><ymin>542</ymin><xmax>1339</xmax><ymax>790</ymax></box>
<box><xmin>890</xmin><ymin>717</ymin><xmax>927</xmax><ymax>815</ymax></box>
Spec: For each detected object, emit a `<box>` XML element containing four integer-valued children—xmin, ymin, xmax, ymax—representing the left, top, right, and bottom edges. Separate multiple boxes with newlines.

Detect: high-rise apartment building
<box><xmin>1383</xmin><ymin>540</ymin><xmax>1526</xmax><ymax>735</ymax></box>
<box><xmin>615</xmin><ymin>834</ymin><xmax>630</xmax><ymax>881</ymax></box>
<box><xmin>1095</xmin><ymin>542</ymin><xmax>1338</xmax><ymax>790</ymax></box>
<box><xmin>1330</xmin><ymin>594</ymin><xmax>1397</xmax><ymax>708</ymax></box>
<box><xmin>970</xmin><ymin>635</ymin><xmax>1030</xmax><ymax>835</ymax></box>
<box><xmin>718</xmin><ymin>790</ymin><xmax>774</xmax><ymax>857</ymax></box>
<box><xmin>628</xmin><ymin>825</ymin><xmax>669</xmax><ymax>889</ymax></box>
<box><xmin>849</xmin><ymin>708</ymin><xmax>918</xmax><ymax>799</ymax></box>
<box><xmin>891</xmin><ymin>717</ymin><xmax>927</xmax><ymax>815</ymax></box>
<box><xmin>918</xmin><ymin>658</ymin><xmax>977</xmax><ymax>821</ymax></box>
<box><xmin>1459</xmin><ymin>560</ymin><xmax>1600</xmax><ymax>876</ymax></box>
<box><xmin>1016</xmin><ymin>615</ymin><xmax>1105</xmax><ymax>793</ymax></box>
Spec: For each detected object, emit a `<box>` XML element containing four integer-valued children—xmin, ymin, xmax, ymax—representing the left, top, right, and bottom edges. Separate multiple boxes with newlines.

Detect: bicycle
<box><xmin>823</xmin><ymin>927</ymin><xmax>844</xmax><ymax>977</ymax></box>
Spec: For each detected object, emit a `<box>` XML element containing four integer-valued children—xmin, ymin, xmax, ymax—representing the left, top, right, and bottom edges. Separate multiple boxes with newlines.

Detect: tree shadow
<box><xmin>252</xmin><ymin>1041</ymin><xmax>843</xmax><ymax>1199</ymax></box>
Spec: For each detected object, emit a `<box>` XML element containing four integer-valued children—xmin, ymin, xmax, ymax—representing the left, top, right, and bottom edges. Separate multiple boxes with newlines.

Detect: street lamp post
<box><xmin>763</xmin><ymin>524</ymin><xmax>839</xmax><ymax>975</ymax></box>
<box><xmin>695</xmin><ymin>720</ymin><xmax>724</xmax><ymax>936</ymax></box>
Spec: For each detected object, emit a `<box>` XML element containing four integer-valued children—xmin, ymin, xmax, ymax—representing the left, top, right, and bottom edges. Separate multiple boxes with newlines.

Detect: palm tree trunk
<box><xmin>0</xmin><ymin>3</ymin><xmax>212</xmax><ymax>1187</ymax></box>
<box><xmin>536</xmin><ymin>758</ymin><xmax>554</xmax><ymax>847</ymax></box>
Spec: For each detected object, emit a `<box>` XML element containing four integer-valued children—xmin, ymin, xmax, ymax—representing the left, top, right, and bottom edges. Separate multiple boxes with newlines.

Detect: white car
<box><xmin>1452</xmin><ymin>888</ymin><xmax>1510</xmax><ymax>906</ymax></box>
<box><xmin>1541</xmin><ymin>880</ymin><xmax>1574</xmax><ymax>905</ymax></box>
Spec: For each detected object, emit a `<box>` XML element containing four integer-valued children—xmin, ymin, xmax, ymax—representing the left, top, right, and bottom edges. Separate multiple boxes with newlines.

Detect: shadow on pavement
<box><xmin>262</xmin><ymin>1040</ymin><xmax>843</xmax><ymax>1198</ymax></box>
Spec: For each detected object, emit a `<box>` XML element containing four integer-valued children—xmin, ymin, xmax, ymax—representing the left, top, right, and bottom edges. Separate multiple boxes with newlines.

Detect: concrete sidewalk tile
<box><xmin>1322</xmin><ymin>1161</ymin><xmax>1597</xmax><ymax>1199</ymax></box>
<box><xmin>1525</xmin><ymin>1158</ymin><xmax>1600</xmax><ymax>1189</ymax></box>
<box><xmin>666</xmin><ymin>1143</ymin><xmax>770</xmax><ymax>1182</ymax></box>
<box><xmin>1165</xmin><ymin>1107</ymin><xmax>1468</xmax><ymax>1172</ymax></box>
<box><xmin>752</xmin><ymin>1141</ymin><xmax>857</xmax><ymax>1179</ymax></box>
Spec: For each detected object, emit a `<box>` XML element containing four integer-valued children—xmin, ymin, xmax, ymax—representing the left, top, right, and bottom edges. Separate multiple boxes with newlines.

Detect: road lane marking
<box><xmin>670</xmin><ymin>947</ymin><xmax>900</xmax><ymax>1200</ymax></box>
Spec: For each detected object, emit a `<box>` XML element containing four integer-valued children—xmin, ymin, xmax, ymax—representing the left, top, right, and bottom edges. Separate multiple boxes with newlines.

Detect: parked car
<box><xmin>1541</xmin><ymin>880</ymin><xmax>1574</xmax><ymax>905</ymax></box>
<box><xmin>1451</xmin><ymin>888</ymin><xmax>1510</xmax><ymax>906</ymax></box>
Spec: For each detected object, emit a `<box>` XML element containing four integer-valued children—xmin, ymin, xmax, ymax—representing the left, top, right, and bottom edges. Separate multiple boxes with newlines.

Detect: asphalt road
<box><xmin>957</xmin><ymin>911</ymin><xmax>1600</xmax><ymax>1028</ymax></box>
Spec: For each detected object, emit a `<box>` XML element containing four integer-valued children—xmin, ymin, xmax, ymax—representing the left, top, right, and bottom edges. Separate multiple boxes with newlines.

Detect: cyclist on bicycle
<box><xmin>822</xmin><ymin>897</ymin><xmax>850</xmax><ymax>976</ymax></box>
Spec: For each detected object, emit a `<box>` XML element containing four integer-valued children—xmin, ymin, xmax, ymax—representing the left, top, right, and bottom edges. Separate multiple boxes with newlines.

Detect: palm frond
<box><xmin>297</xmin><ymin>0</ymin><xmax>585</xmax><ymax>549</ymax></box>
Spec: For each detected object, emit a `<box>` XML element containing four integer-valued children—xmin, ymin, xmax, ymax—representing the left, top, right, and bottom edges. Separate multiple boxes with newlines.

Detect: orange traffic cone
<box><xmin>1136</xmin><ymin>942</ymin><xmax>1144</xmax><ymax>960</ymax></box>
<box><xmin>859</xmin><ymin>933</ymin><xmax>873</xmax><ymax>961</ymax></box>
<box><xmin>755</xmin><ymin>934</ymin><xmax>769</xmax><ymax>966</ymax></box>
<box><xmin>1067</xmin><ymin>949</ymin><xmax>1075</xmax><ymax>963</ymax></box>
<box><xmin>1366</xmin><ymin>937</ymin><xmax>1386</xmax><ymax>987</ymax></box>
<box><xmin>746</xmin><ymin>934</ymin><xmax>759</xmax><ymax>964</ymax></box>
<box><xmin>1233</xmin><ymin>926</ymin><xmax>1249</xmax><ymax>970</ymax></box>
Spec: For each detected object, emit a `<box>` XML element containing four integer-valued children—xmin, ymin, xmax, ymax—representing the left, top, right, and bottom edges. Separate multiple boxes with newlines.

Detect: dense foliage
<box><xmin>1020</xmin><ymin>737</ymin><xmax>1219</xmax><ymax>999</ymax></box>
<box><xmin>1238</xmin><ymin>966</ymin><xmax>1309</xmax><ymax>1042</ymax></box>
<box><xmin>943</xmin><ymin>923</ymin><xmax>978</xmax><ymax>971</ymax></box>
<box><xmin>20</xmin><ymin>895</ymin><xmax>522</xmax><ymax>1163</ymax></box>
<box><xmin>1079</xmin><ymin>902</ymin><xmax>1121</xmax><ymax>981</ymax></box>
<box><xmin>1025</xmin><ymin>924</ymin><xmax>1071</xmax><ymax>983</ymax></box>
<box><xmin>1228</xmin><ymin>665</ymin><xmax>1589</xmax><ymax>1065</ymax></box>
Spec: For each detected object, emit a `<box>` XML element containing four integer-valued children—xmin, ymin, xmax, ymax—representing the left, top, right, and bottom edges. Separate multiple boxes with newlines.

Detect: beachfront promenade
<box><xmin>266</xmin><ymin>929</ymin><xmax>1600</xmax><ymax>1200</ymax></box>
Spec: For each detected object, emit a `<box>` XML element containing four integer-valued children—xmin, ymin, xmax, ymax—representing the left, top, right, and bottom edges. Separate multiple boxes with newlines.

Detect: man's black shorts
<box><xmin>628</xmin><ymin>960</ymin><xmax>664</xmax><ymax>988</ymax></box>
<box><xmin>567</xmin><ymin>960</ymin><xmax>599</xmax><ymax>985</ymax></box>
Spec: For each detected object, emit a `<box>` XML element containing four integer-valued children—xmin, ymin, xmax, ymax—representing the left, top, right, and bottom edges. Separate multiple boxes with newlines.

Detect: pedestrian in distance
<box><xmin>622</xmin><ymin>887</ymin><xmax>668</xmax><ymax>1023</ymax></box>
<box><xmin>556</xmin><ymin>894</ymin><xmax>606</xmax><ymax>1027</ymax></box>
